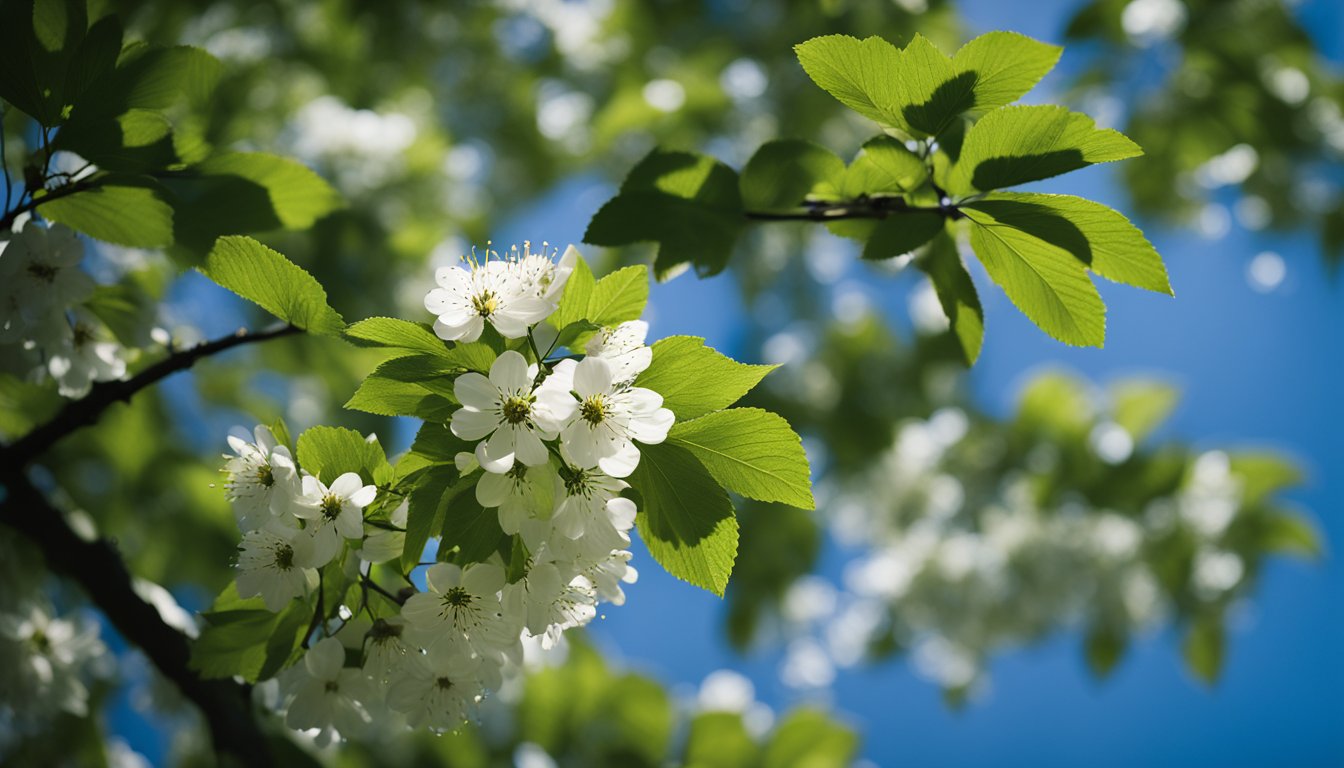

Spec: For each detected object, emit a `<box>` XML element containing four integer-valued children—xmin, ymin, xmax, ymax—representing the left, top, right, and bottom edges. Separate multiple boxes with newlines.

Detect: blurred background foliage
<box><xmin>1</xmin><ymin>0</ymin><xmax>1338</xmax><ymax>765</ymax></box>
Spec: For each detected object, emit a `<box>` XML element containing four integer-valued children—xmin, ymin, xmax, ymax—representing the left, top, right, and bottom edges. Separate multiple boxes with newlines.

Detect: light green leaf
<box><xmin>549</xmin><ymin>252</ymin><xmax>595</xmax><ymax>330</ymax></box>
<box><xmin>194</xmin><ymin>152</ymin><xmax>342</xmax><ymax>230</ymax></box>
<box><xmin>895</xmin><ymin>34</ymin><xmax>966</xmax><ymax>138</ymax></box>
<box><xmin>200</xmin><ymin>235</ymin><xmax>345</xmax><ymax>335</ymax></box>
<box><xmin>794</xmin><ymin>35</ymin><xmax>906</xmax><ymax>130</ymax></box>
<box><xmin>296</xmin><ymin>425</ymin><xmax>392</xmax><ymax>486</ymax></box>
<box><xmin>1227</xmin><ymin>451</ymin><xmax>1304</xmax><ymax>504</ymax></box>
<box><xmin>587</xmin><ymin>265</ymin><xmax>649</xmax><ymax>327</ymax></box>
<box><xmin>685</xmin><ymin>712</ymin><xmax>758</xmax><ymax>768</ymax></box>
<box><xmin>948</xmin><ymin>105</ymin><xmax>1142</xmax><ymax>195</ymax></box>
<box><xmin>669</xmin><ymin>408</ymin><xmax>813</xmax><ymax>509</ymax></box>
<box><xmin>739</xmin><ymin>139</ymin><xmax>845</xmax><ymax>211</ymax></box>
<box><xmin>189</xmin><ymin>582</ymin><xmax>309</xmax><ymax>683</ymax></box>
<box><xmin>74</xmin><ymin>43</ymin><xmax>222</xmax><ymax>117</ymax></box>
<box><xmin>634</xmin><ymin>336</ymin><xmax>776</xmax><ymax>420</ymax></box>
<box><xmin>344</xmin><ymin>317</ymin><xmax>452</xmax><ymax>358</ymax></box>
<box><xmin>0</xmin><ymin>374</ymin><xmax>62</xmax><ymax>439</ymax></box>
<box><xmin>54</xmin><ymin>108</ymin><xmax>177</xmax><ymax>173</ymax></box>
<box><xmin>963</xmin><ymin>205</ymin><xmax>1106</xmax><ymax>347</ymax></box>
<box><xmin>344</xmin><ymin>376</ymin><xmax>455</xmax><ymax>421</ymax></box>
<box><xmin>862</xmin><ymin>212</ymin><xmax>945</xmax><ymax>260</ymax></box>
<box><xmin>840</xmin><ymin>135</ymin><xmax>929</xmax><ymax>198</ymax></box>
<box><xmin>1259</xmin><ymin>511</ymin><xmax>1321</xmax><ymax>559</ymax></box>
<box><xmin>762</xmin><ymin>707</ymin><xmax>859</xmax><ymax>768</ymax></box>
<box><xmin>628</xmin><ymin>442</ymin><xmax>738</xmax><ymax>596</ymax></box>
<box><xmin>968</xmin><ymin>193</ymin><xmax>1172</xmax><ymax>294</ymax></box>
<box><xmin>916</xmin><ymin>230</ymin><xmax>984</xmax><ymax>364</ymax></box>
<box><xmin>38</xmin><ymin>176</ymin><xmax>174</xmax><ymax>247</ymax></box>
<box><xmin>1110</xmin><ymin>380</ymin><xmax>1181</xmax><ymax>442</ymax></box>
<box><xmin>951</xmin><ymin>31</ymin><xmax>1062</xmax><ymax>113</ymax></box>
<box><xmin>1183</xmin><ymin>616</ymin><xmax>1224</xmax><ymax>685</ymax></box>
<box><xmin>585</xmin><ymin>149</ymin><xmax>743</xmax><ymax>279</ymax></box>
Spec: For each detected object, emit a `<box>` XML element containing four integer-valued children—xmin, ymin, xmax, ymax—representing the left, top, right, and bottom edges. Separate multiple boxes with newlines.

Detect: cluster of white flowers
<box><xmin>0</xmin><ymin>220</ymin><xmax>127</xmax><ymax>398</ymax></box>
<box><xmin>222</xmin><ymin>243</ymin><xmax>675</xmax><ymax>742</ymax></box>
<box><xmin>776</xmin><ymin>411</ymin><xmax>1258</xmax><ymax>696</ymax></box>
<box><xmin>0</xmin><ymin>540</ymin><xmax>109</xmax><ymax>748</ymax></box>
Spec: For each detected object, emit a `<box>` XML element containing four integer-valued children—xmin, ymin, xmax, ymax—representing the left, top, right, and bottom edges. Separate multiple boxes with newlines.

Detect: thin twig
<box><xmin>0</xmin><ymin>177</ymin><xmax>101</xmax><ymax>231</ymax></box>
<box><xmin>1</xmin><ymin>323</ymin><xmax>302</xmax><ymax>468</ymax></box>
<box><xmin>1</xmin><ymin>107</ymin><xmax>12</xmax><ymax>214</ymax></box>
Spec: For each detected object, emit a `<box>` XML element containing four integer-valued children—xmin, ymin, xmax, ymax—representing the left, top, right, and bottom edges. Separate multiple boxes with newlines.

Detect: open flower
<box><xmin>548</xmin><ymin>464</ymin><xmax>637</xmax><ymax>547</ymax></box>
<box><xmin>292</xmin><ymin>473</ymin><xmax>377</xmax><ymax>568</ymax></box>
<box><xmin>476</xmin><ymin>460</ymin><xmax>557</xmax><ymax>533</ymax></box>
<box><xmin>425</xmin><ymin>259</ymin><xmax>542</xmax><ymax>342</ymax></box>
<box><xmin>236</xmin><ymin>521</ymin><xmax>319</xmax><ymax>611</ymax></box>
<box><xmin>514</xmin><ymin>242</ymin><xmax>577</xmax><ymax>304</ymax></box>
<box><xmin>0</xmin><ymin>223</ymin><xmax>93</xmax><ymax>342</ymax></box>
<box><xmin>282</xmin><ymin>637</ymin><xmax>373</xmax><ymax>746</ymax></box>
<box><xmin>385</xmin><ymin>644</ymin><xmax>494</xmax><ymax>732</ymax></box>
<box><xmin>224</xmin><ymin>425</ymin><xmax>300</xmax><ymax>532</ymax></box>
<box><xmin>557</xmin><ymin>357</ymin><xmax>674</xmax><ymax>477</ymax></box>
<box><xmin>502</xmin><ymin>561</ymin><xmax>596</xmax><ymax>649</ymax></box>
<box><xmin>401</xmin><ymin>562</ymin><xmax>512</xmax><ymax>653</ymax></box>
<box><xmin>450</xmin><ymin>350</ymin><xmax>573</xmax><ymax>473</ymax></box>
<box><xmin>585</xmin><ymin>320</ymin><xmax>652</xmax><ymax>384</ymax></box>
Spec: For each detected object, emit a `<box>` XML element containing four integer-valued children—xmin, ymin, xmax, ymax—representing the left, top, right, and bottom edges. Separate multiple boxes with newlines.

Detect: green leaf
<box><xmin>628</xmin><ymin>442</ymin><xmax>738</xmax><ymax>596</ymax></box>
<box><xmin>861</xmin><ymin>212</ymin><xmax>945</xmax><ymax>260</ymax></box>
<box><xmin>739</xmin><ymin>139</ymin><xmax>845</xmax><ymax>211</ymax></box>
<box><xmin>38</xmin><ymin>176</ymin><xmax>174</xmax><ymax>247</ymax></box>
<box><xmin>916</xmin><ymin>229</ymin><xmax>984</xmax><ymax>364</ymax></box>
<box><xmin>684</xmin><ymin>712</ymin><xmax>758</xmax><ymax>768</ymax></box>
<box><xmin>403</xmin><ymin>468</ymin><xmax>460</xmax><ymax>571</ymax></box>
<box><xmin>1110</xmin><ymin>380</ymin><xmax>1181</xmax><ymax>442</ymax></box>
<box><xmin>585</xmin><ymin>149</ymin><xmax>744</xmax><ymax>279</ymax></box>
<box><xmin>951</xmin><ymin>31</ymin><xmax>1062</xmax><ymax>114</ymax></box>
<box><xmin>840</xmin><ymin>135</ymin><xmax>929</xmax><ymax>197</ymax></box>
<box><xmin>1084</xmin><ymin>624</ymin><xmax>1127</xmax><ymax>679</ymax></box>
<box><xmin>73</xmin><ymin>43</ymin><xmax>222</xmax><ymax>118</ymax></box>
<box><xmin>344</xmin><ymin>375</ymin><xmax>455</xmax><ymax>421</ymax></box>
<box><xmin>1183</xmin><ymin>616</ymin><xmax>1225</xmax><ymax>685</ymax></box>
<box><xmin>794</xmin><ymin>35</ymin><xmax>906</xmax><ymax>130</ymax></box>
<box><xmin>355</xmin><ymin>355</ymin><xmax>459</xmax><ymax>398</ymax></box>
<box><xmin>54</xmin><ymin>108</ymin><xmax>178</xmax><ymax>174</ymax></box>
<box><xmin>634</xmin><ymin>336</ymin><xmax>776</xmax><ymax>421</ymax></box>
<box><xmin>165</xmin><ymin>153</ymin><xmax>342</xmax><ymax>255</ymax></box>
<box><xmin>668</xmin><ymin>408</ymin><xmax>813</xmax><ymax>509</ymax></box>
<box><xmin>762</xmin><ymin>708</ymin><xmax>859</xmax><ymax>768</ymax></box>
<box><xmin>0</xmin><ymin>374</ymin><xmax>62</xmax><ymax>439</ymax></box>
<box><xmin>1227</xmin><ymin>451</ymin><xmax>1304</xmax><ymax>504</ymax></box>
<box><xmin>587</xmin><ymin>264</ymin><xmax>649</xmax><ymax>327</ymax></box>
<box><xmin>1259</xmin><ymin>511</ymin><xmax>1321</xmax><ymax>559</ymax></box>
<box><xmin>84</xmin><ymin>282</ymin><xmax>154</xmax><ymax>347</ymax></box>
<box><xmin>947</xmin><ymin>105</ymin><xmax>1142</xmax><ymax>195</ymax></box>
<box><xmin>62</xmin><ymin>15</ymin><xmax>122</xmax><ymax>109</ymax></box>
<box><xmin>549</xmin><ymin>253</ymin><xmax>595</xmax><ymax>330</ymax></box>
<box><xmin>200</xmin><ymin>235</ymin><xmax>345</xmax><ymax>335</ymax></box>
<box><xmin>440</xmin><ymin>480</ymin><xmax>505</xmax><ymax>564</ymax></box>
<box><xmin>344</xmin><ymin>317</ymin><xmax>452</xmax><ymax>358</ymax></box>
<box><xmin>0</xmin><ymin>0</ymin><xmax>86</xmax><ymax>125</ymax></box>
<box><xmin>296</xmin><ymin>425</ymin><xmax>391</xmax><ymax>486</ymax></box>
<box><xmin>190</xmin><ymin>583</ymin><xmax>309</xmax><ymax>683</ymax></box>
<box><xmin>963</xmin><ymin>205</ymin><xmax>1107</xmax><ymax>347</ymax></box>
<box><xmin>967</xmin><ymin>193</ymin><xmax>1172</xmax><ymax>294</ymax></box>
<box><xmin>895</xmin><ymin>34</ymin><xmax>969</xmax><ymax>138</ymax></box>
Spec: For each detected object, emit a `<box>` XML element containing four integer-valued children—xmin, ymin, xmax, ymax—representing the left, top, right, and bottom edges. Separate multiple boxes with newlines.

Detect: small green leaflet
<box><xmin>950</xmin><ymin>31</ymin><xmax>1062</xmax><ymax>115</ymax></box>
<box><xmin>344</xmin><ymin>317</ymin><xmax>455</xmax><ymax>359</ymax></box>
<box><xmin>627</xmin><ymin>442</ymin><xmax>739</xmax><ymax>596</ymax></box>
<box><xmin>668</xmin><ymin>408</ymin><xmax>814</xmax><ymax>509</ymax></box>
<box><xmin>916</xmin><ymin>230</ymin><xmax>984</xmax><ymax>365</ymax></box>
<box><xmin>739</xmin><ymin>139</ymin><xmax>844</xmax><ymax>211</ymax></box>
<box><xmin>862</xmin><ymin>212</ymin><xmax>945</xmax><ymax>261</ymax></box>
<box><xmin>585</xmin><ymin>149</ymin><xmax>744</xmax><ymax>279</ymax></box>
<box><xmin>189</xmin><ymin>582</ymin><xmax>309</xmax><ymax>683</ymax></box>
<box><xmin>199</xmin><ymin>235</ymin><xmax>345</xmax><ymax>335</ymax></box>
<box><xmin>840</xmin><ymin>136</ymin><xmax>929</xmax><ymax>197</ymax></box>
<box><xmin>634</xmin><ymin>336</ymin><xmax>776</xmax><ymax>421</ymax></box>
<box><xmin>295</xmin><ymin>425</ymin><xmax>392</xmax><ymax>486</ymax></box>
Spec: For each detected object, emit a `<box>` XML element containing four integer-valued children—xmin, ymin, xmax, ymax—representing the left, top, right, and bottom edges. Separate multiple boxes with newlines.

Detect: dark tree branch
<box><xmin>0</xmin><ymin>473</ymin><xmax>275</xmax><ymax>768</ymax></box>
<box><xmin>744</xmin><ymin>196</ymin><xmax>964</xmax><ymax>222</ymax></box>
<box><xmin>1</xmin><ymin>323</ymin><xmax>302</xmax><ymax>468</ymax></box>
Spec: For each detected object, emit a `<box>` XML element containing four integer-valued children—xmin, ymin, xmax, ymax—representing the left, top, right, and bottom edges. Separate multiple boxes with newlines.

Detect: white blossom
<box><xmin>0</xmin><ymin>223</ymin><xmax>92</xmax><ymax>342</ymax></box>
<box><xmin>292</xmin><ymin>472</ymin><xmax>377</xmax><ymax>568</ymax></box>
<box><xmin>224</xmin><ymin>425</ymin><xmax>300</xmax><ymax>532</ymax></box>
<box><xmin>555</xmin><ymin>357</ymin><xmax>674</xmax><ymax>477</ymax></box>
<box><xmin>401</xmin><ymin>562</ymin><xmax>513</xmax><ymax>654</ymax></box>
<box><xmin>45</xmin><ymin>314</ymin><xmax>127</xmax><ymax>398</ymax></box>
<box><xmin>236</xmin><ymin>522</ymin><xmax>319</xmax><ymax>611</ymax></box>
<box><xmin>584</xmin><ymin>320</ymin><xmax>652</xmax><ymax>384</ymax></box>
<box><xmin>282</xmin><ymin>637</ymin><xmax>373</xmax><ymax>746</ymax></box>
<box><xmin>450</xmin><ymin>351</ymin><xmax>573</xmax><ymax>473</ymax></box>
<box><xmin>502</xmin><ymin>561</ymin><xmax>596</xmax><ymax>649</ymax></box>
<box><xmin>385</xmin><ymin>643</ymin><xmax>495</xmax><ymax>731</ymax></box>
<box><xmin>476</xmin><ymin>461</ymin><xmax>557</xmax><ymax>534</ymax></box>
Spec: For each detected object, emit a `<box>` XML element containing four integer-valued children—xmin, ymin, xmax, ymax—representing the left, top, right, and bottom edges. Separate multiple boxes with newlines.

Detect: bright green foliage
<box><xmin>634</xmin><ymin>336</ymin><xmax>776</xmax><ymax>421</ymax></box>
<box><xmin>584</xmin><ymin>149</ymin><xmax>744</xmax><ymax>278</ymax></box>
<box><xmin>39</xmin><ymin>177</ymin><xmax>174</xmax><ymax>247</ymax></box>
<box><xmin>739</xmin><ymin>139</ymin><xmax>844</xmax><ymax>211</ymax></box>
<box><xmin>200</xmin><ymin>235</ymin><xmax>346</xmax><ymax>335</ymax></box>
<box><xmin>761</xmin><ymin>708</ymin><xmax>860</xmax><ymax>768</ymax></box>
<box><xmin>963</xmin><ymin>204</ymin><xmax>1108</xmax><ymax>348</ymax></box>
<box><xmin>343</xmin><ymin>317</ymin><xmax>457</xmax><ymax>359</ymax></box>
<box><xmin>916</xmin><ymin>230</ymin><xmax>984</xmax><ymax>364</ymax></box>
<box><xmin>594</xmin><ymin>31</ymin><xmax>1163</xmax><ymax>353</ymax></box>
<box><xmin>190</xmin><ymin>582</ymin><xmax>309</xmax><ymax>683</ymax></box>
<box><xmin>946</xmin><ymin>105</ymin><xmax>1142</xmax><ymax>195</ymax></box>
<box><xmin>586</xmin><ymin>264</ymin><xmax>650</xmax><ymax>327</ymax></box>
<box><xmin>295</xmin><ymin>425</ymin><xmax>392</xmax><ymax>486</ymax></box>
<box><xmin>1110</xmin><ymin>380</ymin><xmax>1181</xmax><ymax>442</ymax></box>
<box><xmin>1184</xmin><ymin>616</ymin><xmax>1225</xmax><ymax>685</ymax></box>
<box><xmin>669</xmin><ymin>408</ymin><xmax>814</xmax><ymax>509</ymax></box>
<box><xmin>628</xmin><ymin>441</ymin><xmax>740</xmax><ymax>596</ymax></box>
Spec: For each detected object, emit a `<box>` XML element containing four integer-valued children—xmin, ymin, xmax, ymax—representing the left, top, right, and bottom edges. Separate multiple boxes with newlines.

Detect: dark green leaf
<box><xmin>739</xmin><ymin>139</ymin><xmax>844</xmax><ymax>211</ymax></box>
<box><xmin>861</xmin><ymin>212</ymin><xmax>945</xmax><ymax>260</ymax></box>
<box><xmin>916</xmin><ymin>229</ymin><xmax>984</xmax><ymax>364</ymax></box>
